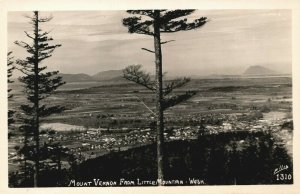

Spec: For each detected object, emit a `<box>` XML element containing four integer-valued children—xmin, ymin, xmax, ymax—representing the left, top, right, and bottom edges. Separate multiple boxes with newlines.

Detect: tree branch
<box><xmin>160</xmin><ymin>40</ymin><xmax>175</xmax><ymax>45</ymax></box>
<box><xmin>16</xmin><ymin>67</ymin><xmax>31</xmax><ymax>76</ymax></box>
<box><xmin>123</xmin><ymin>65</ymin><xmax>156</xmax><ymax>91</ymax></box>
<box><xmin>38</xmin><ymin>15</ymin><xmax>53</xmax><ymax>23</ymax></box>
<box><xmin>162</xmin><ymin>91</ymin><xmax>197</xmax><ymax>110</ymax></box>
<box><xmin>160</xmin><ymin>17</ymin><xmax>207</xmax><ymax>33</ymax></box>
<box><xmin>163</xmin><ymin>77</ymin><xmax>191</xmax><ymax>96</ymax></box>
<box><xmin>122</xmin><ymin>16</ymin><xmax>154</xmax><ymax>36</ymax></box>
<box><xmin>160</xmin><ymin>10</ymin><xmax>196</xmax><ymax>23</ymax></box>
<box><xmin>24</xmin><ymin>31</ymin><xmax>34</xmax><ymax>40</ymax></box>
<box><xmin>141</xmin><ymin>48</ymin><xmax>155</xmax><ymax>53</ymax></box>
<box><xmin>127</xmin><ymin>10</ymin><xmax>155</xmax><ymax>19</ymax></box>
<box><xmin>15</xmin><ymin>41</ymin><xmax>35</xmax><ymax>53</ymax></box>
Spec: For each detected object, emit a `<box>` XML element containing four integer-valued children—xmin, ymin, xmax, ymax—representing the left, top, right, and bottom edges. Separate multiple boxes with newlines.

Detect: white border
<box><xmin>1</xmin><ymin>0</ymin><xmax>299</xmax><ymax>193</ymax></box>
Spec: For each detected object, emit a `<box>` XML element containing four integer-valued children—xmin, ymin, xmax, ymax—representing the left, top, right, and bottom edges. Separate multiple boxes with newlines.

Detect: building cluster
<box><xmin>9</xmin><ymin>112</ymin><xmax>292</xmax><ymax>169</ymax></box>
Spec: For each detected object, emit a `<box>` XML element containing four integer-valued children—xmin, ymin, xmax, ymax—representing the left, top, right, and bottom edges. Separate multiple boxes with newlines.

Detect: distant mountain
<box><xmin>92</xmin><ymin>70</ymin><xmax>123</xmax><ymax>81</ymax></box>
<box><xmin>58</xmin><ymin>70</ymin><xmax>124</xmax><ymax>83</ymax></box>
<box><xmin>59</xmin><ymin>73</ymin><xmax>95</xmax><ymax>82</ymax></box>
<box><xmin>243</xmin><ymin>65</ymin><xmax>277</xmax><ymax>76</ymax></box>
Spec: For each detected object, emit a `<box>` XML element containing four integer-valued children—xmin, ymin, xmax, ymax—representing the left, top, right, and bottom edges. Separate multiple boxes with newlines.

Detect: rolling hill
<box><xmin>243</xmin><ymin>65</ymin><xmax>277</xmax><ymax>76</ymax></box>
<box><xmin>92</xmin><ymin>70</ymin><xmax>123</xmax><ymax>81</ymax></box>
<box><xmin>58</xmin><ymin>70</ymin><xmax>124</xmax><ymax>82</ymax></box>
<box><xmin>59</xmin><ymin>73</ymin><xmax>95</xmax><ymax>82</ymax></box>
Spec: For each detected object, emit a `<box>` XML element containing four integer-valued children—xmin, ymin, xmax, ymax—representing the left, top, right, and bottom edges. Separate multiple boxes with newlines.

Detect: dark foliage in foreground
<box><xmin>123</xmin><ymin>10</ymin><xmax>208</xmax><ymax>181</ymax></box>
<box><xmin>14</xmin><ymin>11</ymin><xmax>65</xmax><ymax>187</ymax></box>
<box><xmin>8</xmin><ymin>51</ymin><xmax>15</xmax><ymax>126</ymax></box>
<box><xmin>9</xmin><ymin>130</ymin><xmax>293</xmax><ymax>187</ymax></box>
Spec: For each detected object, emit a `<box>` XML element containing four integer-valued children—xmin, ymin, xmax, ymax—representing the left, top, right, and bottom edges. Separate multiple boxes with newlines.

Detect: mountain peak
<box><xmin>92</xmin><ymin>69</ymin><xmax>123</xmax><ymax>81</ymax></box>
<box><xmin>58</xmin><ymin>69</ymin><xmax>125</xmax><ymax>83</ymax></box>
<box><xmin>59</xmin><ymin>73</ymin><xmax>95</xmax><ymax>82</ymax></box>
<box><xmin>243</xmin><ymin>65</ymin><xmax>277</xmax><ymax>76</ymax></box>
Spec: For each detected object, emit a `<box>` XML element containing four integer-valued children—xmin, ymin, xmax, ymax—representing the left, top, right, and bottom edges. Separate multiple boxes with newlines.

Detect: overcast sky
<box><xmin>7</xmin><ymin>10</ymin><xmax>291</xmax><ymax>77</ymax></box>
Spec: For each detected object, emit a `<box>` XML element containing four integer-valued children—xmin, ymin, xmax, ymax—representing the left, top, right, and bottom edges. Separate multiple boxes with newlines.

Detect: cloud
<box><xmin>8</xmin><ymin>10</ymin><xmax>291</xmax><ymax>77</ymax></box>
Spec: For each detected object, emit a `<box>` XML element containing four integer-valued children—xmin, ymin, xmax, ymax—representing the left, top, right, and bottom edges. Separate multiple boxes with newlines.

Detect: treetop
<box><xmin>123</xmin><ymin>9</ymin><xmax>207</xmax><ymax>36</ymax></box>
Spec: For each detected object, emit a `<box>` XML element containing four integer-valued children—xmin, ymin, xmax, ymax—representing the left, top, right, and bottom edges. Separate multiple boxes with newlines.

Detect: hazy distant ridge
<box><xmin>59</xmin><ymin>73</ymin><xmax>95</xmax><ymax>82</ymax></box>
<box><xmin>59</xmin><ymin>70</ymin><xmax>124</xmax><ymax>82</ymax></box>
<box><xmin>58</xmin><ymin>65</ymin><xmax>283</xmax><ymax>83</ymax></box>
<box><xmin>92</xmin><ymin>70</ymin><xmax>123</xmax><ymax>81</ymax></box>
<box><xmin>243</xmin><ymin>65</ymin><xmax>277</xmax><ymax>75</ymax></box>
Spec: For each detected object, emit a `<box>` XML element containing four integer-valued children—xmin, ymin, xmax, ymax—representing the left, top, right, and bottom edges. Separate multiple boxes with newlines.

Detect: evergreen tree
<box><xmin>15</xmin><ymin>11</ymin><xmax>65</xmax><ymax>187</ymax></box>
<box><xmin>7</xmin><ymin>51</ymin><xmax>15</xmax><ymax>126</ymax></box>
<box><xmin>123</xmin><ymin>10</ymin><xmax>207</xmax><ymax>182</ymax></box>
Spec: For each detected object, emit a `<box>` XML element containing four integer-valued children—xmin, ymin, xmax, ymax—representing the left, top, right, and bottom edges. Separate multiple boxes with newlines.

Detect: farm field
<box><xmin>8</xmin><ymin>76</ymin><xmax>293</xmax><ymax>185</ymax></box>
<box><xmin>9</xmin><ymin>76</ymin><xmax>293</xmax><ymax>126</ymax></box>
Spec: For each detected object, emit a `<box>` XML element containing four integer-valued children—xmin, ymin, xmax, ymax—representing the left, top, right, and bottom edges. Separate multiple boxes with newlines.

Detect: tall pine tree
<box><xmin>7</xmin><ymin>51</ymin><xmax>15</xmax><ymax>126</ymax></box>
<box><xmin>123</xmin><ymin>10</ymin><xmax>207</xmax><ymax>182</ymax></box>
<box><xmin>15</xmin><ymin>11</ymin><xmax>65</xmax><ymax>187</ymax></box>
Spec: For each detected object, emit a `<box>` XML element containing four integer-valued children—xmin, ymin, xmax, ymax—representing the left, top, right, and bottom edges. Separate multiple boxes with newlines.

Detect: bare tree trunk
<box><xmin>33</xmin><ymin>11</ymin><xmax>40</xmax><ymax>187</ymax></box>
<box><xmin>57</xmin><ymin>149</ymin><xmax>62</xmax><ymax>186</ymax></box>
<box><xmin>24</xmin><ymin>135</ymin><xmax>28</xmax><ymax>182</ymax></box>
<box><xmin>153</xmin><ymin>10</ymin><xmax>164</xmax><ymax>184</ymax></box>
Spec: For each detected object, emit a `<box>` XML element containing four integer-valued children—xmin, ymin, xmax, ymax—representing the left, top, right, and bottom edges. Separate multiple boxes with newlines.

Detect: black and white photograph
<box><xmin>1</xmin><ymin>0</ymin><xmax>300</xmax><ymax>193</ymax></box>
